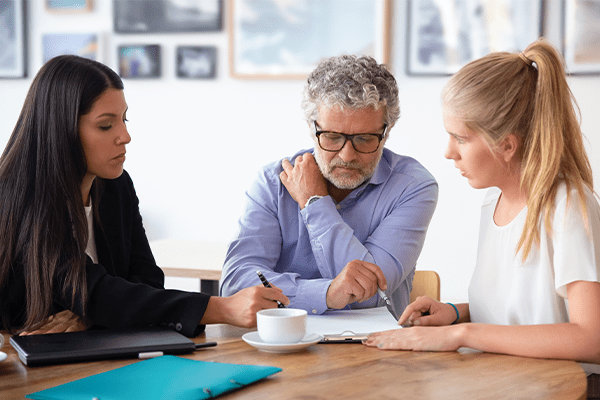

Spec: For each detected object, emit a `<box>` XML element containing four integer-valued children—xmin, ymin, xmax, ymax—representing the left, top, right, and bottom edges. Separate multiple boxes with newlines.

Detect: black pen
<box><xmin>256</xmin><ymin>271</ymin><xmax>286</xmax><ymax>308</ymax></box>
<box><xmin>195</xmin><ymin>341</ymin><xmax>217</xmax><ymax>350</ymax></box>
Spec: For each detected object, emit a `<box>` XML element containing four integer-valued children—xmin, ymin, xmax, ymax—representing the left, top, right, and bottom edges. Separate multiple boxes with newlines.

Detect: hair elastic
<box><xmin>447</xmin><ymin>302</ymin><xmax>460</xmax><ymax>324</ymax></box>
<box><xmin>518</xmin><ymin>52</ymin><xmax>534</xmax><ymax>68</ymax></box>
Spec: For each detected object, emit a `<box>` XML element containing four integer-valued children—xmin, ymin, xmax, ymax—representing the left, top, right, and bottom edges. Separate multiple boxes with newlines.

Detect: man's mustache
<box><xmin>328</xmin><ymin>159</ymin><xmax>363</xmax><ymax>172</ymax></box>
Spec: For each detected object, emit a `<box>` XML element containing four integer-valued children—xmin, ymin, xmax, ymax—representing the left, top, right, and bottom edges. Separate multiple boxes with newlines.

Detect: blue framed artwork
<box><xmin>46</xmin><ymin>0</ymin><xmax>92</xmax><ymax>12</ymax></box>
<box><xmin>0</xmin><ymin>0</ymin><xmax>27</xmax><ymax>78</ymax></box>
<box><xmin>118</xmin><ymin>45</ymin><xmax>161</xmax><ymax>79</ymax></box>
<box><xmin>42</xmin><ymin>33</ymin><xmax>99</xmax><ymax>63</ymax></box>
<box><xmin>229</xmin><ymin>0</ymin><xmax>390</xmax><ymax>79</ymax></box>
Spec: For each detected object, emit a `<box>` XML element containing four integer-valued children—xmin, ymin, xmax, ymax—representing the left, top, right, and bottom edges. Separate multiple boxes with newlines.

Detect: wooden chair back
<box><xmin>410</xmin><ymin>270</ymin><xmax>441</xmax><ymax>302</ymax></box>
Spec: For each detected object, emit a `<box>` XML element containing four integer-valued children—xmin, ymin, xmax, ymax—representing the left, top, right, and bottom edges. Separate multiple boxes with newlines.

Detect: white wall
<box><xmin>1</xmin><ymin>0</ymin><xmax>599</xmax><ymax>302</ymax></box>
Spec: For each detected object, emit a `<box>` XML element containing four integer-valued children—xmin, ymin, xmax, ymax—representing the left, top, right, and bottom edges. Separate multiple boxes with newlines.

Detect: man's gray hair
<box><xmin>301</xmin><ymin>55</ymin><xmax>400</xmax><ymax>133</ymax></box>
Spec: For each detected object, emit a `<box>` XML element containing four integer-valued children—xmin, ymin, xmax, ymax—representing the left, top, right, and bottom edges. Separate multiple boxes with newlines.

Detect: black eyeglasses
<box><xmin>314</xmin><ymin>121</ymin><xmax>386</xmax><ymax>154</ymax></box>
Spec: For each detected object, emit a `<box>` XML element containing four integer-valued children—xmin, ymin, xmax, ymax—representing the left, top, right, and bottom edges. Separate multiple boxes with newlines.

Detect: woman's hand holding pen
<box><xmin>201</xmin><ymin>285</ymin><xmax>289</xmax><ymax>328</ymax></box>
<box><xmin>398</xmin><ymin>296</ymin><xmax>457</xmax><ymax>327</ymax></box>
<box><xmin>364</xmin><ymin>297</ymin><xmax>470</xmax><ymax>352</ymax></box>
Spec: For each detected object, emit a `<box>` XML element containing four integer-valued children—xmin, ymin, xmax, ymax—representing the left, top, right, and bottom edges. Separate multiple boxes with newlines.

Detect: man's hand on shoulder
<box><xmin>279</xmin><ymin>153</ymin><xmax>328</xmax><ymax>209</ymax></box>
<box><xmin>326</xmin><ymin>260</ymin><xmax>387</xmax><ymax>309</ymax></box>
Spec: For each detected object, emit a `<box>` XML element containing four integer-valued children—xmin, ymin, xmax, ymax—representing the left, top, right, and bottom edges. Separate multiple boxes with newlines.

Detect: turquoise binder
<box><xmin>26</xmin><ymin>355</ymin><xmax>282</xmax><ymax>400</ymax></box>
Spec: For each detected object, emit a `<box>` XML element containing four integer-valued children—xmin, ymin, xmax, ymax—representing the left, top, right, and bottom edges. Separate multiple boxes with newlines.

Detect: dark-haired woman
<box><xmin>0</xmin><ymin>55</ymin><xmax>288</xmax><ymax>337</ymax></box>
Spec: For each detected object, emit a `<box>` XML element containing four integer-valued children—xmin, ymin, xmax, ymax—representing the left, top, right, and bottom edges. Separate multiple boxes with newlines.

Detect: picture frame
<box><xmin>45</xmin><ymin>0</ymin><xmax>93</xmax><ymax>13</ymax></box>
<box><xmin>118</xmin><ymin>45</ymin><xmax>161</xmax><ymax>79</ymax></box>
<box><xmin>229</xmin><ymin>0</ymin><xmax>391</xmax><ymax>79</ymax></box>
<box><xmin>563</xmin><ymin>0</ymin><xmax>600</xmax><ymax>75</ymax></box>
<box><xmin>42</xmin><ymin>33</ymin><xmax>99</xmax><ymax>63</ymax></box>
<box><xmin>406</xmin><ymin>0</ymin><xmax>544</xmax><ymax>76</ymax></box>
<box><xmin>113</xmin><ymin>0</ymin><xmax>222</xmax><ymax>33</ymax></box>
<box><xmin>176</xmin><ymin>46</ymin><xmax>217</xmax><ymax>79</ymax></box>
<box><xmin>0</xmin><ymin>0</ymin><xmax>27</xmax><ymax>78</ymax></box>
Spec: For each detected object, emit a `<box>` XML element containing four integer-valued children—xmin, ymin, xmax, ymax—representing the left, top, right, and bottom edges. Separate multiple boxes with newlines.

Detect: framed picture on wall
<box><xmin>406</xmin><ymin>0</ymin><xmax>544</xmax><ymax>76</ymax></box>
<box><xmin>229</xmin><ymin>0</ymin><xmax>391</xmax><ymax>79</ymax></box>
<box><xmin>113</xmin><ymin>0</ymin><xmax>222</xmax><ymax>33</ymax></box>
<box><xmin>176</xmin><ymin>46</ymin><xmax>217</xmax><ymax>79</ymax></box>
<box><xmin>563</xmin><ymin>0</ymin><xmax>600</xmax><ymax>75</ymax></box>
<box><xmin>0</xmin><ymin>0</ymin><xmax>27</xmax><ymax>78</ymax></box>
<box><xmin>46</xmin><ymin>0</ymin><xmax>93</xmax><ymax>13</ymax></box>
<box><xmin>42</xmin><ymin>33</ymin><xmax>99</xmax><ymax>63</ymax></box>
<box><xmin>118</xmin><ymin>45</ymin><xmax>161</xmax><ymax>79</ymax></box>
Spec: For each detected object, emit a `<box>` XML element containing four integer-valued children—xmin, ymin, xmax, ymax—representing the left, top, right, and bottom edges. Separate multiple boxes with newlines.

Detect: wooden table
<box><xmin>0</xmin><ymin>325</ymin><xmax>587</xmax><ymax>399</ymax></box>
<box><xmin>150</xmin><ymin>239</ymin><xmax>227</xmax><ymax>296</ymax></box>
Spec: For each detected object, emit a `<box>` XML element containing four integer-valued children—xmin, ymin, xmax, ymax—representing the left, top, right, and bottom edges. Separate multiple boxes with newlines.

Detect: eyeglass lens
<box><xmin>319</xmin><ymin>132</ymin><xmax>381</xmax><ymax>153</ymax></box>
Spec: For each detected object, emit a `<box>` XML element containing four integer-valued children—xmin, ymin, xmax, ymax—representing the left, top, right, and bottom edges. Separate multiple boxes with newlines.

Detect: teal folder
<box><xmin>26</xmin><ymin>355</ymin><xmax>282</xmax><ymax>400</ymax></box>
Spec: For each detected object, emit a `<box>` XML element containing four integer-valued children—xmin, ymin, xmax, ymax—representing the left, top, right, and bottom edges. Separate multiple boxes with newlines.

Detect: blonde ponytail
<box><xmin>517</xmin><ymin>39</ymin><xmax>593</xmax><ymax>259</ymax></box>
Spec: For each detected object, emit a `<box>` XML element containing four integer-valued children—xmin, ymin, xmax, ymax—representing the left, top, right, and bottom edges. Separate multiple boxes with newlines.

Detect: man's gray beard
<box><xmin>313</xmin><ymin>148</ymin><xmax>383</xmax><ymax>190</ymax></box>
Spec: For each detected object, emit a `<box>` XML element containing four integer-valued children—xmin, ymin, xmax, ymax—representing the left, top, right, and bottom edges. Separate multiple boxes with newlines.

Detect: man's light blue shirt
<box><xmin>220</xmin><ymin>147</ymin><xmax>438</xmax><ymax>315</ymax></box>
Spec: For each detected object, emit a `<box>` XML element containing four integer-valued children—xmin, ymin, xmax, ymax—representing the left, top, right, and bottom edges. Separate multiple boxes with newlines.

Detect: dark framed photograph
<box><xmin>118</xmin><ymin>45</ymin><xmax>161</xmax><ymax>79</ymax></box>
<box><xmin>113</xmin><ymin>0</ymin><xmax>222</xmax><ymax>33</ymax></box>
<box><xmin>563</xmin><ymin>0</ymin><xmax>600</xmax><ymax>75</ymax></box>
<box><xmin>46</xmin><ymin>0</ymin><xmax>93</xmax><ymax>13</ymax></box>
<box><xmin>229</xmin><ymin>0</ymin><xmax>390</xmax><ymax>79</ymax></box>
<box><xmin>176</xmin><ymin>46</ymin><xmax>217</xmax><ymax>79</ymax></box>
<box><xmin>0</xmin><ymin>0</ymin><xmax>27</xmax><ymax>78</ymax></box>
<box><xmin>42</xmin><ymin>33</ymin><xmax>99</xmax><ymax>63</ymax></box>
<box><xmin>406</xmin><ymin>0</ymin><xmax>544</xmax><ymax>76</ymax></box>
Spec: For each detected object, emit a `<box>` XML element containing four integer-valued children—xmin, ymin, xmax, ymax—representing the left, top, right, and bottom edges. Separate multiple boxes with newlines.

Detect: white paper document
<box><xmin>307</xmin><ymin>307</ymin><xmax>401</xmax><ymax>336</ymax></box>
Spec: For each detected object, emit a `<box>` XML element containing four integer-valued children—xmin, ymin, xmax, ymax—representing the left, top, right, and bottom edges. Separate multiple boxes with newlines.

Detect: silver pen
<box><xmin>377</xmin><ymin>287</ymin><xmax>399</xmax><ymax>321</ymax></box>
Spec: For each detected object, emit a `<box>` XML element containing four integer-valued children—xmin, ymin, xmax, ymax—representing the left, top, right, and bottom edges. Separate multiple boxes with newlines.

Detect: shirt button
<box><xmin>336</xmin><ymin>204</ymin><xmax>341</xmax><ymax>210</ymax></box>
<box><xmin>311</xmin><ymin>309</ymin><xmax>318</xmax><ymax>314</ymax></box>
<box><xmin>175</xmin><ymin>323</ymin><xmax>183</xmax><ymax>332</ymax></box>
<box><xmin>307</xmin><ymin>224</ymin><xmax>311</xmax><ymax>229</ymax></box>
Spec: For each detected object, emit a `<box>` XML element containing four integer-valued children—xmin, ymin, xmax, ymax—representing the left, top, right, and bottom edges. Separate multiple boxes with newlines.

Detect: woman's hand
<box><xmin>398</xmin><ymin>296</ymin><xmax>458</xmax><ymax>327</ymax></box>
<box><xmin>201</xmin><ymin>285</ymin><xmax>290</xmax><ymax>328</ymax></box>
<box><xmin>363</xmin><ymin>324</ymin><xmax>465</xmax><ymax>352</ymax></box>
<box><xmin>19</xmin><ymin>310</ymin><xmax>91</xmax><ymax>335</ymax></box>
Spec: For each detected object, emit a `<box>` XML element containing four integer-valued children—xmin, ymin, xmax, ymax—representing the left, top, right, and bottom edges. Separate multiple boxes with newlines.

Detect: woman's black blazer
<box><xmin>4</xmin><ymin>171</ymin><xmax>209</xmax><ymax>337</ymax></box>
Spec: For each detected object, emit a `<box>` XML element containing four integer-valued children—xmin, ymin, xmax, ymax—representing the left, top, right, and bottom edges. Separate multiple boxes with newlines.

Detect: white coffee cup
<box><xmin>257</xmin><ymin>308</ymin><xmax>307</xmax><ymax>344</ymax></box>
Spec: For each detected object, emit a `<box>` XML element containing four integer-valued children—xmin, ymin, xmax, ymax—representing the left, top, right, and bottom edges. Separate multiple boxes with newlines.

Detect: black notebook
<box><xmin>10</xmin><ymin>326</ymin><xmax>197</xmax><ymax>366</ymax></box>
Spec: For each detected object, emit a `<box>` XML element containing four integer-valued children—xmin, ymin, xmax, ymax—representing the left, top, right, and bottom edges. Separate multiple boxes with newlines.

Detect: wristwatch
<box><xmin>304</xmin><ymin>195</ymin><xmax>323</xmax><ymax>209</ymax></box>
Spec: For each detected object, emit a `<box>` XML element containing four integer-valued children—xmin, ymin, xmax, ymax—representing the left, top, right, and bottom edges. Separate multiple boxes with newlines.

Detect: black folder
<box><xmin>9</xmin><ymin>326</ymin><xmax>196</xmax><ymax>366</ymax></box>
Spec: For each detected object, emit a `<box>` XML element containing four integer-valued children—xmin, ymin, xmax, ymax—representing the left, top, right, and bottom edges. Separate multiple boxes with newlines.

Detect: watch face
<box><xmin>305</xmin><ymin>196</ymin><xmax>323</xmax><ymax>208</ymax></box>
<box><xmin>308</xmin><ymin>196</ymin><xmax>322</xmax><ymax>205</ymax></box>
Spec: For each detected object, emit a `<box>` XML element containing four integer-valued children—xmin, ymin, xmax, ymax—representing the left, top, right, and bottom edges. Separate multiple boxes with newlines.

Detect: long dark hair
<box><xmin>0</xmin><ymin>55</ymin><xmax>124</xmax><ymax>332</ymax></box>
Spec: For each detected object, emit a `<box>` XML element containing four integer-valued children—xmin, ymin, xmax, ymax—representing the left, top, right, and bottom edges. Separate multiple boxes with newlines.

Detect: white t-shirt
<box><xmin>84</xmin><ymin>203</ymin><xmax>98</xmax><ymax>264</ymax></box>
<box><xmin>469</xmin><ymin>182</ymin><xmax>600</xmax><ymax>327</ymax></box>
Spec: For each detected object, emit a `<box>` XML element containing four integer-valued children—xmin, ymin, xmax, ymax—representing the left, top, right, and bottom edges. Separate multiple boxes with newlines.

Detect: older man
<box><xmin>220</xmin><ymin>55</ymin><xmax>438</xmax><ymax>316</ymax></box>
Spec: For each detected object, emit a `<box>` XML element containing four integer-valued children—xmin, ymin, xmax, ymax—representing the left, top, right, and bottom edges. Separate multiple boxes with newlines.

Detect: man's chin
<box><xmin>326</xmin><ymin>174</ymin><xmax>367</xmax><ymax>190</ymax></box>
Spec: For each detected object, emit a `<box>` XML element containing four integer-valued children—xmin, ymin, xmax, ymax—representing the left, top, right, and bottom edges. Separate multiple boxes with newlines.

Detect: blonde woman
<box><xmin>365</xmin><ymin>39</ymin><xmax>600</xmax><ymax>377</ymax></box>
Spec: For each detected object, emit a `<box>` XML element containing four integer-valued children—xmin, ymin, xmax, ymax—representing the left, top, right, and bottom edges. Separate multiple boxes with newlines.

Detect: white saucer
<box><xmin>242</xmin><ymin>332</ymin><xmax>323</xmax><ymax>353</ymax></box>
<box><xmin>0</xmin><ymin>352</ymin><xmax>6</xmax><ymax>362</ymax></box>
